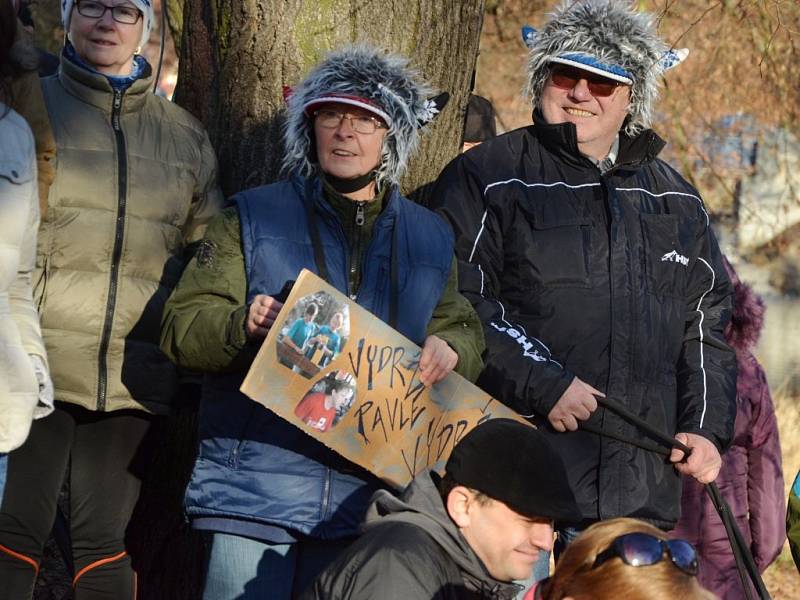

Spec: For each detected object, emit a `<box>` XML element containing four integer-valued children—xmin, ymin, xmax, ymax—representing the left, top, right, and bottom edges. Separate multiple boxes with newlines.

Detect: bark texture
<box><xmin>175</xmin><ymin>0</ymin><xmax>485</xmax><ymax>199</ymax></box>
<box><xmin>28</xmin><ymin>1</ymin><xmax>64</xmax><ymax>55</ymax></box>
<box><xmin>164</xmin><ymin>0</ymin><xmax>186</xmax><ymax>56</ymax></box>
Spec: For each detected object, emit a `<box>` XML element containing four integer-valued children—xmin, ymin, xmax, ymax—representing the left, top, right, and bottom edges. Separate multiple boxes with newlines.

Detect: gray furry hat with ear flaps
<box><xmin>282</xmin><ymin>45</ymin><xmax>443</xmax><ymax>190</ymax></box>
<box><xmin>526</xmin><ymin>0</ymin><xmax>669</xmax><ymax>136</ymax></box>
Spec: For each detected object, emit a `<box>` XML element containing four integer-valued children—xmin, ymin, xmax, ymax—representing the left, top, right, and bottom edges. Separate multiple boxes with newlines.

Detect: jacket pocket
<box><xmin>0</xmin><ymin>151</ymin><xmax>33</xmax><ymax>186</ymax></box>
<box><xmin>526</xmin><ymin>215</ymin><xmax>592</xmax><ymax>288</ymax></box>
<box><xmin>639</xmin><ymin>214</ymin><xmax>688</xmax><ymax>298</ymax></box>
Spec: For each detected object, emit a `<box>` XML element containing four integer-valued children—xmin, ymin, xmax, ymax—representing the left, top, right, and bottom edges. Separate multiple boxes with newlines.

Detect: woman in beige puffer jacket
<box><xmin>0</xmin><ymin>2</ymin><xmax>223</xmax><ymax>598</ymax></box>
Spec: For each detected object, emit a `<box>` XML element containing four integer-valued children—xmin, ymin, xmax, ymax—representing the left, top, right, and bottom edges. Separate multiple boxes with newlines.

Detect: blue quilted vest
<box><xmin>185</xmin><ymin>175</ymin><xmax>453</xmax><ymax>539</ymax></box>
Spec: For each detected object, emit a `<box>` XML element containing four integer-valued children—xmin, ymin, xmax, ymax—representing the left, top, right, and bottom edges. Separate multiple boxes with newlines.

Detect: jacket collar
<box><xmin>532</xmin><ymin>108</ymin><xmax>666</xmax><ymax>173</ymax></box>
<box><xmin>57</xmin><ymin>50</ymin><xmax>154</xmax><ymax>114</ymax></box>
<box><xmin>296</xmin><ymin>173</ymin><xmax>402</xmax><ymax>224</ymax></box>
<box><xmin>365</xmin><ymin>471</ymin><xmax>522</xmax><ymax>599</ymax></box>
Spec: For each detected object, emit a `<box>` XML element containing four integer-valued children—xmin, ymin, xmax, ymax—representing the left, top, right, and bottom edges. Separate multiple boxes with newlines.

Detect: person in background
<box><xmin>305</xmin><ymin>311</ymin><xmax>345</xmax><ymax>367</ymax></box>
<box><xmin>430</xmin><ymin>3</ymin><xmax>735</xmax><ymax>589</ymax></box>
<box><xmin>673</xmin><ymin>257</ymin><xmax>785</xmax><ymax>599</ymax></box>
<box><xmin>294</xmin><ymin>377</ymin><xmax>355</xmax><ymax>433</ymax></box>
<box><xmin>462</xmin><ymin>93</ymin><xmax>497</xmax><ymax>153</ymax></box>
<box><xmin>527</xmin><ymin>518</ymin><xmax>715</xmax><ymax>600</ymax></box>
<box><xmin>0</xmin><ymin>1</ymin><xmax>223</xmax><ymax>598</ymax></box>
<box><xmin>302</xmin><ymin>419</ymin><xmax>579</xmax><ymax>600</ymax></box>
<box><xmin>788</xmin><ymin>470</ymin><xmax>800</xmax><ymax>573</ymax></box>
<box><xmin>160</xmin><ymin>44</ymin><xmax>485</xmax><ymax>599</ymax></box>
<box><xmin>284</xmin><ymin>302</ymin><xmax>320</xmax><ymax>353</ymax></box>
<box><xmin>0</xmin><ymin>0</ymin><xmax>52</xmax><ymax>503</ymax></box>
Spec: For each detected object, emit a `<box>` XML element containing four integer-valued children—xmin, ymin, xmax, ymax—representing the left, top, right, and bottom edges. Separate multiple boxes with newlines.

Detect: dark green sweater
<box><xmin>323</xmin><ymin>179</ymin><xmax>386</xmax><ymax>298</ymax></box>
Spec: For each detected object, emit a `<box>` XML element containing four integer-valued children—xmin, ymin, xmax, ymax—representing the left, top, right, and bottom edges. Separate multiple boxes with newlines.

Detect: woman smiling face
<box><xmin>69</xmin><ymin>1</ymin><xmax>143</xmax><ymax>76</ymax></box>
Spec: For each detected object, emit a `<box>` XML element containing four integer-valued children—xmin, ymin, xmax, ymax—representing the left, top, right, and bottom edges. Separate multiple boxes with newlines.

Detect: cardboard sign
<box><xmin>240</xmin><ymin>269</ymin><xmax>531</xmax><ymax>489</ymax></box>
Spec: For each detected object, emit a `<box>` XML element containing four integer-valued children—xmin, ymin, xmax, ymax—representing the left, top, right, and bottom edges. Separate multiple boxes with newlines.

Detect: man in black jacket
<box><xmin>430</xmin><ymin>0</ymin><xmax>737</xmax><ymax>559</ymax></box>
<box><xmin>301</xmin><ymin>419</ymin><xmax>579</xmax><ymax>600</ymax></box>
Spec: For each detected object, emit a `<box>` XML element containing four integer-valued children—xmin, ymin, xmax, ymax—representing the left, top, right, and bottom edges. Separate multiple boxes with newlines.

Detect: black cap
<box><xmin>445</xmin><ymin>419</ymin><xmax>579</xmax><ymax>522</ymax></box>
<box><xmin>463</xmin><ymin>94</ymin><xmax>497</xmax><ymax>143</ymax></box>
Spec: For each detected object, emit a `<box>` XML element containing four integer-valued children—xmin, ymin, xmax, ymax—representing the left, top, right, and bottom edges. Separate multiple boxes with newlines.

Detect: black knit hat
<box><xmin>445</xmin><ymin>419</ymin><xmax>579</xmax><ymax>522</ymax></box>
<box><xmin>463</xmin><ymin>94</ymin><xmax>497</xmax><ymax>143</ymax></box>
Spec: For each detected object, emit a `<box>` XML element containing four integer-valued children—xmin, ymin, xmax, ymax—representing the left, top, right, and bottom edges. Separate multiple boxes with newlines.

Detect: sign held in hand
<box><xmin>241</xmin><ymin>269</ymin><xmax>530</xmax><ymax>489</ymax></box>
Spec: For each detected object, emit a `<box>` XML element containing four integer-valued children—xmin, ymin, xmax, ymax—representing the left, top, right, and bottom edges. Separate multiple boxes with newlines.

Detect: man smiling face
<box><xmin>540</xmin><ymin>65</ymin><xmax>631</xmax><ymax>162</ymax></box>
<box><xmin>450</xmin><ymin>489</ymin><xmax>555</xmax><ymax>582</ymax></box>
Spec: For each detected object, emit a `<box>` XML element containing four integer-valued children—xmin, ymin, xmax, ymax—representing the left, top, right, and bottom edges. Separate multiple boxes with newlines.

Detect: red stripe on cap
<box><xmin>302</xmin><ymin>94</ymin><xmax>392</xmax><ymax>125</ymax></box>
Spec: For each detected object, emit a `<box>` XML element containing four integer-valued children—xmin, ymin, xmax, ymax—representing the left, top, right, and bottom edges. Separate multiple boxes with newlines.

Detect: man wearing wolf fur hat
<box><xmin>160</xmin><ymin>45</ymin><xmax>484</xmax><ymax>599</ymax></box>
<box><xmin>430</xmin><ymin>0</ymin><xmax>736</xmax><ymax>572</ymax></box>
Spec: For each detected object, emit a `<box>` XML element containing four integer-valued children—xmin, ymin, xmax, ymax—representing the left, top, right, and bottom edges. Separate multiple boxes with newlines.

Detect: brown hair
<box><xmin>541</xmin><ymin>518</ymin><xmax>716</xmax><ymax>600</ymax></box>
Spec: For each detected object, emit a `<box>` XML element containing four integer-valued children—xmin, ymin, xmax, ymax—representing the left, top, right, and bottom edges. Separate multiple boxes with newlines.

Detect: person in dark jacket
<box><xmin>160</xmin><ymin>45</ymin><xmax>485</xmax><ymax>600</ymax></box>
<box><xmin>462</xmin><ymin>94</ymin><xmax>497</xmax><ymax>153</ymax></box>
<box><xmin>672</xmin><ymin>257</ymin><xmax>785</xmax><ymax>599</ymax></box>
<box><xmin>429</xmin><ymin>0</ymin><xmax>737</xmax><ymax>572</ymax></box>
<box><xmin>302</xmin><ymin>419</ymin><xmax>580</xmax><ymax>600</ymax></box>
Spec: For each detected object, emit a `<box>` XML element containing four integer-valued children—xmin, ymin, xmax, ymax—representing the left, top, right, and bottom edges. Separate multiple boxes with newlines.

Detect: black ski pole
<box><xmin>591</xmin><ymin>396</ymin><xmax>771</xmax><ymax>600</ymax></box>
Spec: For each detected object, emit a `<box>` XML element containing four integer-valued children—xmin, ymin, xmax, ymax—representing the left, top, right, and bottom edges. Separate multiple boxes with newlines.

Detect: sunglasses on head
<box><xmin>549</xmin><ymin>65</ymin><xmax>627</xmax><ymax>97</ymax></box>
<box><xmin>592</xmin><ymin>532</ymin><xmax>699</xmax><ymax>576</ymax></box>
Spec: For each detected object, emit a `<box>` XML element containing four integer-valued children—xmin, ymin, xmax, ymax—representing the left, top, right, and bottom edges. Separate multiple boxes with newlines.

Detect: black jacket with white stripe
<box><xmin>430</xmin><ymin>116</ymin><xmax>736</xmax><ymax>529</ymax></box>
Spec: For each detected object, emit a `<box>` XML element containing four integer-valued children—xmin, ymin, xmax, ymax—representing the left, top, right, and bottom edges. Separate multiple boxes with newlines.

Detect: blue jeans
<box><xmin>202</xmin><ymin>532</ymin><xmax>350</xmax><ymax>600</ymax></box>
<box><xmin>554</xmin><ymin>525</ymin><xmax>584</xmax><ymax>560</ymax></box>
<box><xmin>515</xmin><ymin>549</ymin><xmax>551</xmax><ymax>599</ymax></box>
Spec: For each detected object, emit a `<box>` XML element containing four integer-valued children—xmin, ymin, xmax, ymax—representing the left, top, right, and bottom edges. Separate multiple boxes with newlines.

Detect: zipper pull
<box><xmin>355</xmin><ymin>202</ymin><xmax>365</xmax><ymax>226</ymax></box>
<box><xmin>112</xmin><ymin>90</ymin><xmax>122</xmax><ymax>130</ymax></box>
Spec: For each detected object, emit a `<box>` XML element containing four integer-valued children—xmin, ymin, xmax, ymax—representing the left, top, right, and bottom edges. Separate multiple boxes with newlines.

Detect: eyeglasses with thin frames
<box><xmin>592</xmin><ymin>532</ymin><xmax>699</xmax><ymax>576</ymax></box>
<box><xmin>75</xmin><ymin>1</ymin><xmax>143</xmax><ymax>25</ymax></box>
<box><xmin>313</xmin><ymin>109</ymin><xmax>387</xmax><ymax>135</ymax></box>
<box><xmin>549</xmin><ymin>64</ymin><xmax>627</xmax><ymax>97</ymax></box>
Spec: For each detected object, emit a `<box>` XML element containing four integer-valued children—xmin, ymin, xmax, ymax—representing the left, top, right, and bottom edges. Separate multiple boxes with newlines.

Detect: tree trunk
<box><xmin>175</xmin><ymin>0</ymin><xmax>485</xmax><ymax>199</ymax></box>
<box><xmin>164</xmin><ymin>0</ymin><xmax>186</xmax><ymax>57</ymax></box>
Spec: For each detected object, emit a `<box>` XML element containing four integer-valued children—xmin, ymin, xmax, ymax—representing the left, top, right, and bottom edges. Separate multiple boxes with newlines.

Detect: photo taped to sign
<box><xmin>276</xmin><ymin>291</ymin><xmax>350</xmax><ymax>378</ymax></box>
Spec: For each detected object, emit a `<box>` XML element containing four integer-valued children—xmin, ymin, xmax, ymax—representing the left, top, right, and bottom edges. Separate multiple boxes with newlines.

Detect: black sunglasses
<box><xmin>592</xmin><ymin>532</ymin><xmax>699</xmax><ymax>576</ymax></box>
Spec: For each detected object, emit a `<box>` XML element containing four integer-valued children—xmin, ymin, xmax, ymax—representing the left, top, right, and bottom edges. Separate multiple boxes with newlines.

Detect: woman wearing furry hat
<box><xmin>160</xmin><ymin>45</ymin><xmax>484</xmax><ymax>599</ymax></box>
<box><xmin>0</xmin><ymin>1</ymin><xmax>223</xmax><ymax>598</ymax></box>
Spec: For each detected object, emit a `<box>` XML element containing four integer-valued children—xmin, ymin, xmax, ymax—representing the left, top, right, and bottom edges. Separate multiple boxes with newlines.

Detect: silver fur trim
<box><xmin>526</xmin><ymin>0</ymin><xmax>668</xmax><ymax>136</ymax></box>
<box><xmin>282</xmin><ymin>45</ymin><xmax>433</xmax><ymax>189</ymax></box>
